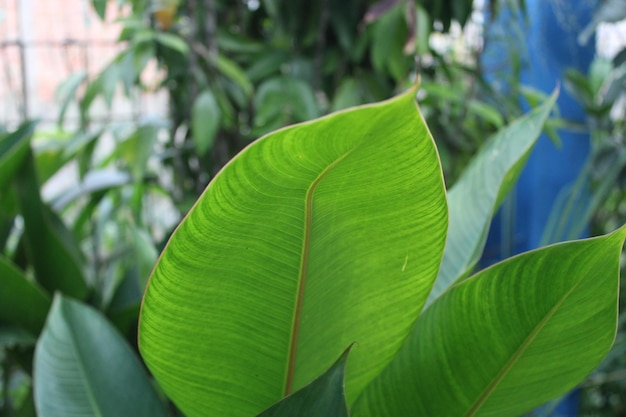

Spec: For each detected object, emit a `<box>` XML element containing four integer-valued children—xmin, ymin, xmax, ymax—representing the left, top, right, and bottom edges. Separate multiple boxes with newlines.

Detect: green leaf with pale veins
<box><xmin>353</xmin><ymin>225</ymin><xmax>625</xmax><ymax>417</ymax></box>
<box><xmin>139</xmin><ymin>88</ymin><xmax>448</xmax><ymax>417</ymax></box>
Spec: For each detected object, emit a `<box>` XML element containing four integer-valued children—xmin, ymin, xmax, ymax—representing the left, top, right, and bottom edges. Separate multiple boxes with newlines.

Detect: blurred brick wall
<box><xmin>0</xmin><ymin>0</ymin><xmax>167</xmax><ymax>127</ymax></box>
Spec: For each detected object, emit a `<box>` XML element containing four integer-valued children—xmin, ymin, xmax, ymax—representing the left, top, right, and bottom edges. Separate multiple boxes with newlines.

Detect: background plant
<box><xmin>1</xmin><ymin>0</ymin><xmax>621</xmax><ymax>416</ymax></box>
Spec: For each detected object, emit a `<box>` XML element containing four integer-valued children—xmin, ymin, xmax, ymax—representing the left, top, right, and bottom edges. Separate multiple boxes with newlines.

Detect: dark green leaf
<box><xmin>214</xmin><ymin>54</ymin><xmax>254</xmax><ymax>97</ymax></box>
<box><xmin>256</xmin><ymin>346</ymin><xmax>352</xmax><ymax>417</ymax></box>
<box><xmin>0</xmin><ymin>256</ymin><xmax>51</xmax><ymax>335</ymax></box>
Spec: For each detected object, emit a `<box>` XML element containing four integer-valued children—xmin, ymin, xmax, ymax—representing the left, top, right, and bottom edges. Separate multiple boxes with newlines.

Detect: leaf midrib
<box><xmin>284</xmin><ymin>146</ymin><xmax>358</xmax><ymax>396</ymax></box>
<box><xmin>464</xmin><ymin>279</ymin><xmax>583</xmax><ymax>417</ymax></box>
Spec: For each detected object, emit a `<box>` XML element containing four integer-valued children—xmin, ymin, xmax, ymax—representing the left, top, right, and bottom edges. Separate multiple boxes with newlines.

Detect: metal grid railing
<box><xmin>0</xmin><ymin>0</ymin><xmax>167</xmax><ymax>129</ymax></box>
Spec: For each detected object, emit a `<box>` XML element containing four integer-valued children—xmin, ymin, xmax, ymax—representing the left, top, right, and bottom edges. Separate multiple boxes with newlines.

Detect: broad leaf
<box><xmin>353</xmin><ymin>226</ymin><xmax>626</xmax><ymax>417</ymax></box>
<box><xmin>0</xmin><ymin>256</ymin><xmax>51</xmax><ymax>335</ymax></box>
<box><xmin>139</xmin><ymin>89</ymin><xmax>448</xmax><ymax>417</ymax></box>
<box><xmin>192</xmin><ymin>90</ymin><xmax>221</xmax><ymax>155</ymax></box>
<box><xmin>34</xmin><ymin>295</ymin><xmax>168</xmax><ymax>417</ymax></box>
<box><xmin>257</xmin><ymin>346</ymin><xmax>352</xmax><ymax>417</ymax></box>
<box><xmin>427</xmin><ymin>91</ymin><xmax>557</xmax><ymax>305</ymax></box>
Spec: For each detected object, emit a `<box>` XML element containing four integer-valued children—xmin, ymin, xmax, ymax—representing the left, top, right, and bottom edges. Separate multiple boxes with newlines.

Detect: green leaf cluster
<box><xmin>138</xmin><ymin>88</ymin><xmax>626</xmax><ymax>417</ymax></box>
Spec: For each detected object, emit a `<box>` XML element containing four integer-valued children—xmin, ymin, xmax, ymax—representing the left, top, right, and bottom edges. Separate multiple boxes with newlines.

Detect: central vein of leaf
<box><xmin>465</xmin><ymin>281</ymin><xmax>582</xmax><ymax>417</ymax></box>
<box><xmin>284</xmin><ymin>148</ymin><xmax>356</xmax><ymax>396</ymax></box>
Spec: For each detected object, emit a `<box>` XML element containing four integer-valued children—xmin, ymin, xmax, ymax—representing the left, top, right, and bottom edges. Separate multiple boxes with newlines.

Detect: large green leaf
<box><xmin>427</xmin><ymin>91</ymin><xmax>557</xmax><ymax>305</ymax></box>
<box><xmin>0</xmin><ymin>256</ymin><xmax>51</xmax><ymax>335</ymax></box>
<box><xmin>257</xmin><ymin>346</ymin><xmax>351</xmax><ymax>417</ymax></box>
<box><xmin>353</xmin><ymin>226</ymin><xmax>625</xmax><ymax>417</ymax></box>
<box><xmin>34</xmin><ymin>295</ymin><xmax>169</xmax><ymax>417</ymax></box>
<box><xmin>139</xmin><ymin>89</ymin><xmax>448</xmax><ymax>417</ymax></box>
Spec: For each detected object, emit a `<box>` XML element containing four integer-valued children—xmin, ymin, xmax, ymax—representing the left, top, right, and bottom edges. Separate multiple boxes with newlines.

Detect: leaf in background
<box><xmin>14</xmin><ymin>151</ymin><xmax>87</xmax><ymax>299</ymax></box>
<box><xmin>55</xmin><ymin>71</ymin><xmax>87</xmax><ymax>127</ymax></box>
<box><xmin>139</xmin><ymin>89</ymin><xmax>448</xmax><ymax>417</ymax></box>
<box><xmin>129</xmin><ymin>224</ymin><xmax>158</xmax><ymax>289</ymax></box>
<box><xmin>214</xmin><ymin>54</ymin><xmax>254</xmax><ymax>97</ymax></box>
<box><xmin>50</xmin><ymin>169</ymin><xmax>132</xmax><ymax>211</ymax></box>
<box><xmin>33</xmin><ymin>129</ymin><xmax>101</xmax><ymax>183</ymax></box>
<box><xmin>0</xmin><ymin>256</ymin><xmax>51</xmax><ymax>335</ymax></box>
<box><xmin>0</xmin><ymin>189</ymin><xmax>16</xmax><ymax>250</ymax></box>
<box><xmin>579</xmin><ymin>0</ymin><xmax>626</xmax><ymax>45</ymax></box>
<box><xmin>192</xmin><ymin>90</ymin><xmax>221</xmax><ymax>155</ymax></box>
<box><xmin>155</xmin><ymin>32</ymin><xmax>189</xmax><ymax>55</ymax></box>
<box><xmin>0</xmin><ymin>325</ymin><xmax>36</xmax><ymax>349</ymax></box>
<box><xmin>370</xmin><ymin>5</ymin><xmax>410</xmax><ymax>81</ymax></box>
<box><xmin>253</xmin><ymin>76</ymin><xmax>320</xmax><ymax>135</ymax></box>
<box><xmin>257</xmin><ymin>346</ymin><xmax>352</xmax><ymax>417</ymax></box>
<box><xmin>91</xmin><ymin>0</ymin><xmax>107</xmax><ymax>20</ymax></box>
<box><xmin>426</xmin><ymin>91</ymin><xmax>557</xmax><ymax>305</ymax></box>
<box><xmin>245</xmin><ymin>49</ymin><xmax>290</xmax><ymax>83</ymax></box>
<box><xmin>34</xmin><ymin>295</ymin><xmax>169</xmax><ymax>417</ymax></box>
<box><xmin>331</xmin><ymin>78</ymin><xmax>363</xmax><ymax>111</ymax></box>
<box><xmin>113</xmin><ymin>123</ymin><xmax>160</xmax><ymax>180</ymax></box>
<box><xmin>0</xmin><ymin>121</ymin><xmax>36</xmax><ymax>192</ymax></box>
<box><xmin>467</xmin><ymin>100</ymin><xmax>504</xmax><ymax>128</ymax></box>
<box><xmin>217</xmin><ymin>30</ymin><xmax>265</xmax><ymax>55</ymax></box>
<box><xmin>354</xmin><ymin>226</ymin><xmax>626</xmax><ymax>417</ymax></box>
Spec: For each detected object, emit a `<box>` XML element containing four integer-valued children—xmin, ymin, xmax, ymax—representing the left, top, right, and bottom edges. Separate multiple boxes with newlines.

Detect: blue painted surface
<box><xmin>480</xmin><ymin>1</ymin><xmax>596</xmax><ymax>415</ymax></box>
<box><xmin>482</xmin><ymin>0</ymin><xmax>596</xmax><ymax>259</ymax></box>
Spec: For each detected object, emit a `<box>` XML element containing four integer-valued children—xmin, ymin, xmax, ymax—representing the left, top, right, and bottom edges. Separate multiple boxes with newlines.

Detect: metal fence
<box><xmin>0</xmin><ymin>0</ymin><xmax>167</xmax><ymax>129</ymax></box>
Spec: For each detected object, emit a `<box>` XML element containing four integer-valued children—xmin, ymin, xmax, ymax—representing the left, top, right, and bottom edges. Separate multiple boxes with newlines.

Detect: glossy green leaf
<box><xmin>14</xmin><ymin>151</ymin><xmax>87</xmax><ymax>299</ymax></box>
<box><xmin>34</xmin><ymin>295</ymin><xmax>169</xmax><ymax>417</ymax></box>
<box><xmin>257</xmin><ymin>346</ymin><xmax>351</xmax><ymax>417</ymax></box>
<box><xmin>139</xmin><ymin>89</ymin><xmax>448</xmax><ymax>417</ymax></box>
<box><xmin>192</xmin><ymin>89</ymin><xmax>221</xmax><ymax>155</ymax></box>
<box><xmin>0</xmin><ymin>121</ymin><xmax>35</xmax><ymax>192</ymax></box>
<box><xmin>427</xmin><ymin>91</ymin><xmax>557</xmax><ymax>305</ymax></box>
<box><xmin>354</xmin><ymin>226</ymin><xmax>625</xmax><ymax>417</ymax></box>
<box><xmin>0</xmin><ymin>256</ymin><xmax>51</xmax><ymax>335</ymax></box>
